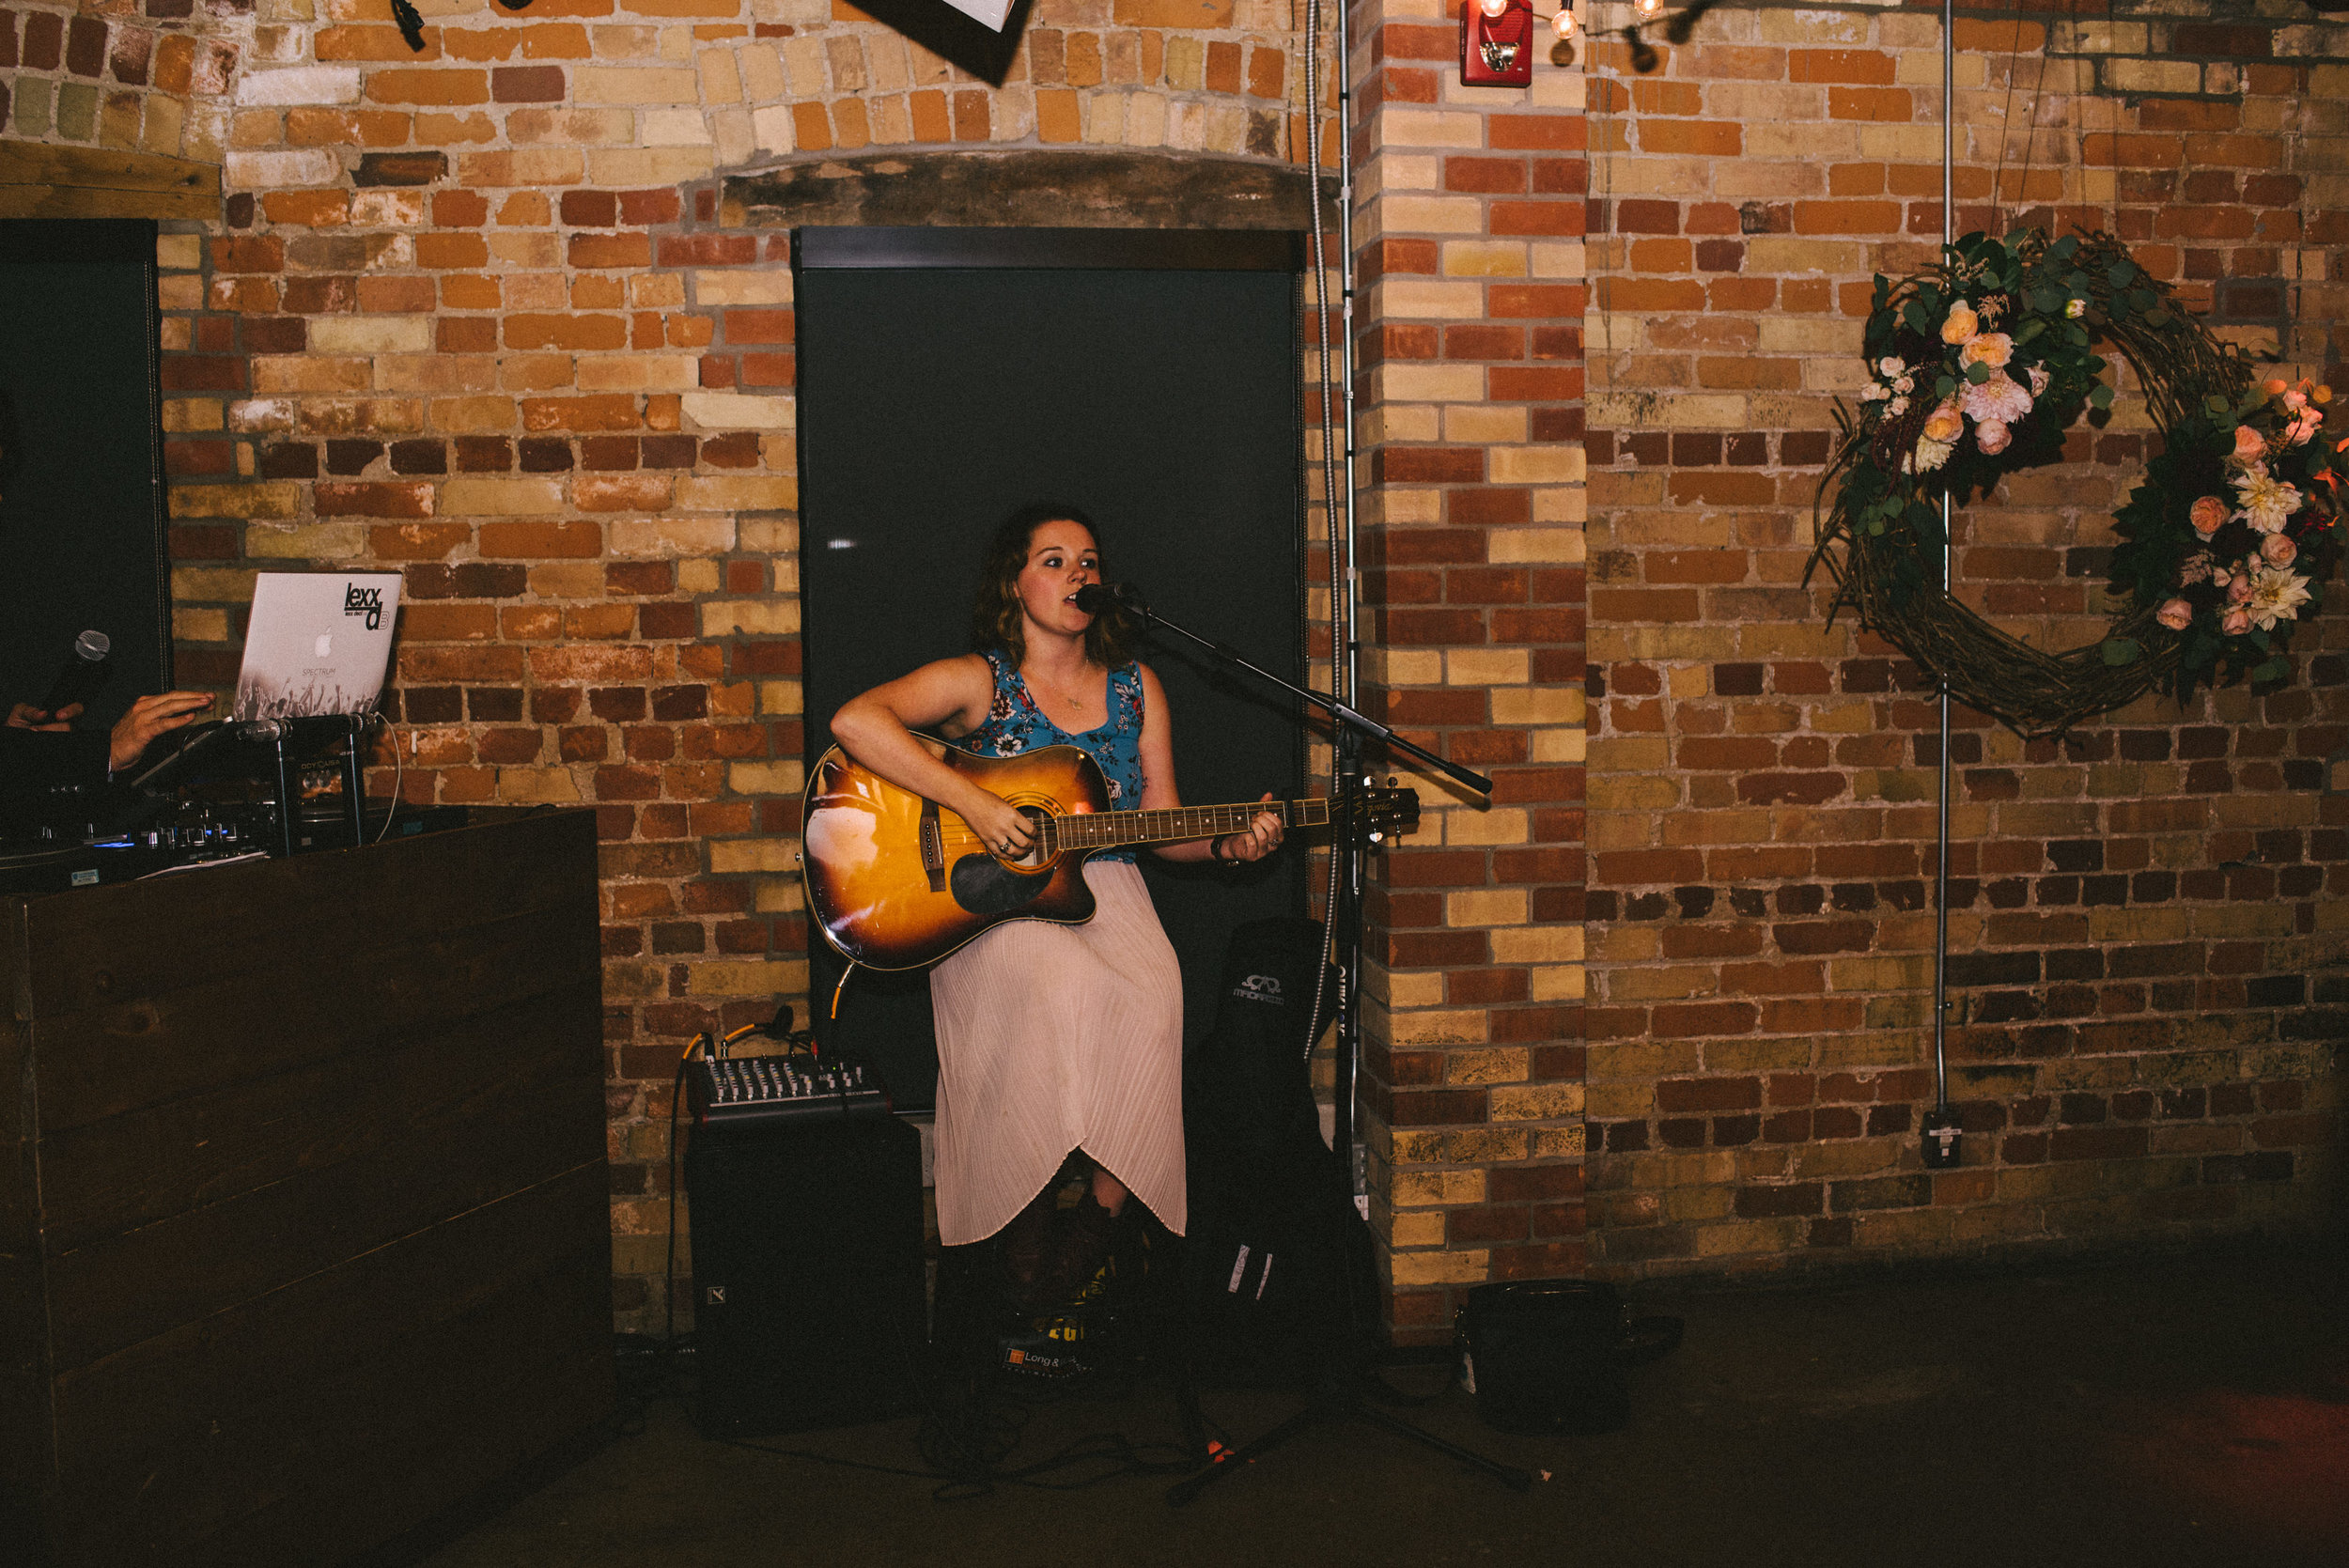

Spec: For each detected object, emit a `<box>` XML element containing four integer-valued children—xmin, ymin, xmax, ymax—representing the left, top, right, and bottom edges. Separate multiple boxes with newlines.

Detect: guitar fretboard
<box><xmin>1045</xmin><ymin>800</ymin><xmax>1328</xmax><ymax>853</ymax></box>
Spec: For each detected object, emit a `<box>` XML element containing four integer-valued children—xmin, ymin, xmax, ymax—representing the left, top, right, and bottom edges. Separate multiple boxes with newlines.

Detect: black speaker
<box><xmin>683</xmin><ymin>1113</ymin><xmax>926</xmax><ymax>1437</ymax></box>
<box><xmin>1455</xmin><ymin>1279</ymin><xmax>1631</xmax><ymax>1435</ymax></box>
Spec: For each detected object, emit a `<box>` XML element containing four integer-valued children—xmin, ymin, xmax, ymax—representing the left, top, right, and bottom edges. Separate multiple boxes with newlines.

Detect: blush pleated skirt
<box><xmin>926</xmin><ymin>858</ymin><xmax>1186</xmax><ymax>1247</ymax></box>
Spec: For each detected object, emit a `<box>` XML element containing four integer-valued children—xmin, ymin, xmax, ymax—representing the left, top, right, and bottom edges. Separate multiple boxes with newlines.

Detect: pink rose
<box><xmin>2287</xmin><ymin>409</ymin><xmax>2321</xmax><ymax>446</ymax></box>
<box><xmin>2232</xmin><ymin>425</ymin><xmax>2266</xmax><ymax>463</ymax></box>
<box><xmin>2155</xmin><ymin>598</ymin><xmax>2194</xmax><ymax>631</ymax></box>
<box><xmin>2228</xmin><ymin>572</ymin><xmax>2256</xmax><ymax>605</ymax></box>
<box><xmin>1974</xmin><ymin>419</ymin><xmax>2012</xmax><ymax>455</ymax></box>
<box><xmin>2222</xmin><ymin>607</ymin><xmax>2251</xmax><ymax>635</ymax></box>
<box><xmin>2028</xmin><ymin>365</ymin><xmax>2051</xmax><ymax>397</ymax></box>
<box><xmin>2261</xmin><ymin>533</ymin><xmax>2298</xmax><ymax>567</ymax></box>
<box><xmin>2189</xmin><ymin>495</ymin><xmax>2228</xmax><ymax>536</ymax></box>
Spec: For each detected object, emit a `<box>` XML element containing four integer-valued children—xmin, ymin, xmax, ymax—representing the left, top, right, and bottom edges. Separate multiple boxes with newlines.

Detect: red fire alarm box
<box><xmin>1460</xmin><ymin>0</ymin><xmax>1534</xmax><ymax>87</ymax></box>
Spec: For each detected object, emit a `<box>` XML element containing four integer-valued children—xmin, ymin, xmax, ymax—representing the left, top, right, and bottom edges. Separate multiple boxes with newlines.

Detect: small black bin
<box><xmin>1455</xmin><ymin>1278</ymin><xmax>1630</xmax><ymax>1435</ymax></box>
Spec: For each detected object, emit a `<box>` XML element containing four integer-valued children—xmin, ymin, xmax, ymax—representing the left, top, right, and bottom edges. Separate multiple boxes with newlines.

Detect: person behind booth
<box><xmin>828</xmin><ymin>503</ymin><xmax>1283</xmax><ymax>1312</ymax></box>
<box><xmin>1</xmin><ymin>691</ymin><xmax>213</xmax><ymax>835</ymax></box>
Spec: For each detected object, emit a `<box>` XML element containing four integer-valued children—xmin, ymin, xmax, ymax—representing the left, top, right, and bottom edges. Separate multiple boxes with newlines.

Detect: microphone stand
<box><xmin>1105</xmin><ymin>589</ymin><xmax>1527</xmax><ymax>1503</ymax></box>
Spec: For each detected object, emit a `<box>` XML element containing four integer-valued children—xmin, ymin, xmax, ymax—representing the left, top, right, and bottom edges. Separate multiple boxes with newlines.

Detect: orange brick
<box><xmin>418</xmin><ymin>233</ymin><xmax>491</xmax><ymax>269</ymax></box>
<box><xmin>260</xmin><ymin>190</ymin><xmax>350</xmax><ymax>226</ymax></box>
<box><xmin>1828</xmin><ymin>86</ymin><xmax>1910</xmax><ymax>121</ymax></box>
<box><xmin>506</xmin><ymin>313</ymin><xmax>630</xmax><ymax>351</ymax></box>
<box><xmin>1787</xmin><ymin>48</ymin><xmax>1894</xmax><ymax>84</ymax></box>
<box><xmin>366</xmin><ymin>69</ymin><xmax>490</xmax><ymax>105</ymax></box>
<box><xmin>1795</xmin><ymin>200</ymin><xmax>1901</xmax><ymax>234</ymax></box>
<box><xmin>1035</xmin><ymin>87</ymin><xmax>1080</xmax><ymax>143</ymax></box>
<box><xmin>792</xmin><ymin>101</ymin><xmax>832</xmax><ymax>151</ymax></box>
<box><xmin>1637</xmin><ymin>119</ymin><xmax>1740</xmax><ymax>157</ymax></box>
<box><xmin>479</xmin><ymin>520</ymin><xmax>603</xmax><ymax>557</ymax></box>
<box><xmin>521</xmin><ymin>396</ymin><xmax>641</xmax><ymax>431</ymax></box>
<box><xmin>318</xmin><ymin>24</ymin><xmax>440</xmax><ymax>60</ymax></box>
<box><xmin>442</xmin><ymin>275</ymin><xmax>502</xmax><ymax>310</ymax></box>
<box><xmin>910</xmin><ymin>89</ymin><xmax>950</xmax><ymax>143</ymax></box>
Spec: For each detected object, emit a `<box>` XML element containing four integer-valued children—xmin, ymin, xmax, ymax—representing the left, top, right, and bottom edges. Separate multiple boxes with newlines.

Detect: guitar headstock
<box><xmin>1355</xmin><ymin>777</ymin><xmax>1421</xmax><ymax>845</ymax></box>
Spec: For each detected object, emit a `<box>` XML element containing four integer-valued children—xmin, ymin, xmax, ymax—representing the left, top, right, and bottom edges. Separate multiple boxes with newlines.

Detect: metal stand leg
<box><xmin>272</xmin><ymin>737</ymin><xmax>301</xmax><ymax>859</ymax></box>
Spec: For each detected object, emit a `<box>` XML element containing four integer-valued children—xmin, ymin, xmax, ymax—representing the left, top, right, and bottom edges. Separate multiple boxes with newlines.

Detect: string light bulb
<box><xmin>1478</xmin><ymin>0</ymin><xmax>1510</xmax><ymax>16</ymax></box>
<box><xmin>1551</xmin><ymin>6</ymin><xmax>1575</xmax><ymax>36</ymax></box>
<box><xmin>1638</xmin><ymin>0</ymin><xmax>1659</xmax><ymax>13</ymax></box>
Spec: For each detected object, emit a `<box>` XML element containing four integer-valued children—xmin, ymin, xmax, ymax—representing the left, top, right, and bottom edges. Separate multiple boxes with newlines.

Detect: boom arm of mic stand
<box><xmin>1121</xmin><ymin>601</ymin><xmax>1493</xmax><ymax>798</ymax></box>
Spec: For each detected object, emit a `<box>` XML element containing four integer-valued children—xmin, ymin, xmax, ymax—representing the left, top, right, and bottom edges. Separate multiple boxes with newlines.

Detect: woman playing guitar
<box><xmin>829</xmin><ymin>503</ymin><xmax>1283</xmax><ymax>1310</ymax></box>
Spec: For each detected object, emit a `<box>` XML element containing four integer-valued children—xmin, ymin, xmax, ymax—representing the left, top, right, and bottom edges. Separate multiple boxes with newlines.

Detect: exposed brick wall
<box><xmin>1581</xmin><ymin>1</ymin><xmax>2347</xmax><ymax>1278</ymax></box>
<box><xmin>2</xmin><ymin>0</ymin><xmax>239</xmax><ymax>161</ymax></box>
<box><xmin>10</xmin><ymin>0</ymin><xmax>2343</xmax><ymax>1337</ymax></box>
<box><xmin>1349</xmin><ymin>0</ymin><xmax>1591</xmax><ymax>1341</ymax></box>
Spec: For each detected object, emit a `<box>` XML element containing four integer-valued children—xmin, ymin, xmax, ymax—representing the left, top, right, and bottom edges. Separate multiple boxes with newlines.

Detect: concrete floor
<box><xmin>416</xmin><ymin>1238</ymin><xmax>2349</xmax><ymax>1568</ymax></box>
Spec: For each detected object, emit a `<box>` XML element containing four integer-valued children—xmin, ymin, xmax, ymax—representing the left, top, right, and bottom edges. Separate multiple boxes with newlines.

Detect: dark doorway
<box><xmin>0</xmin><ymin>220</ymin><xmax>173</xmax><ymax>729</ymax></box>
<box><xmin>796</xmin><ymin>225</ymin><xmax>1310</xmax><ymax>1110</ymax></box>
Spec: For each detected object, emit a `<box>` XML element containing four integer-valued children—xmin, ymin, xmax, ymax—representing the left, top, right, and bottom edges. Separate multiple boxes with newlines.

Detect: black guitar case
<box><xmin>1182</xmin><ymin>916</ymin><xmax>1380</xmax><ymax>1383</ymax></box>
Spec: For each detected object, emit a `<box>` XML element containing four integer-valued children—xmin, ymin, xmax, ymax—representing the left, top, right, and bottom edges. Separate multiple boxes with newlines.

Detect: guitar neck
<box><xmin>1051</xmin><ymin>799</ymin><xmax>1327</xmax><ymax>852</ymax></box>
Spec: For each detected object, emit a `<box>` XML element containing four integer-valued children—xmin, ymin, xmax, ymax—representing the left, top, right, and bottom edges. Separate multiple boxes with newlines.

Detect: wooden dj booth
<box><xmin>0</xmin><ymin>807</ymin><xmax>613</xmax><ymax>1566</ymax></box>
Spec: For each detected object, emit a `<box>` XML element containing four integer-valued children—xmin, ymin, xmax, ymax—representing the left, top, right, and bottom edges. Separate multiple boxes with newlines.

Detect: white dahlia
<box><xmin>2245</xmin><ymin>567</ymin><xmax>2313</xmax><ymax>630</ymax></box>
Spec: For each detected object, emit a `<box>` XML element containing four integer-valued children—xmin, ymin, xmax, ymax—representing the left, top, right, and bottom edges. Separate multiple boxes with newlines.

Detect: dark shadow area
<box><xmin>408</xmin><ymin>1237</ymin><xmax>2349</xmax><ymax>1568</ymax></box>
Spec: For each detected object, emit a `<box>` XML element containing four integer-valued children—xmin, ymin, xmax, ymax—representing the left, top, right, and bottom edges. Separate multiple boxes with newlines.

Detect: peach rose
<box><xmin>2189</xmin><ymin>495</ymin><xmax>2229</xmax><ymax>536</ymax></box>
<box><xmin>1974</xmin><ymin>420</ymin><xmax>2013</xmax><ymax>455</ymax></box>
<box><xmin>1941</xmin><ymin>301</ymin><xmax>1980</xmax><ymax>345</ymax></box>
<box><xmin>2232</xmin><ymin>425</ymin><xmax>2267</xmax><ymax>463</ymax></box>
<box><xmin>2222</xmin><ymin>607</ymin><xmax>2252</xmax><ymax>635</ymax></box>
<box><xmin>1921</xmin><ymin>400</ymin><xmax>1965</xmax><ymax>444</ymax></box>
<box><xmin>2261</xmin><ymin>533</ymin><xmax>2298</xmax><ymax>567</ymax></box>
<box><xmin>1959</xmin><ymin>333</ymin><xmax>2014</xmax><ymax>370</ymax></box>
<box><xmin>2155</xmin><ymin>598</ymin><xmax>2194</xmax><ymax>631</ymax></box>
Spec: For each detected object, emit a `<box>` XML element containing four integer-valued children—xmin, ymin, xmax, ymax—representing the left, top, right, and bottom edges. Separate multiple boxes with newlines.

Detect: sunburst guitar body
<box><xmin>800</xmin><ymin>741</ymin><xmax>1419</xmax><ymax>971</ymax></box>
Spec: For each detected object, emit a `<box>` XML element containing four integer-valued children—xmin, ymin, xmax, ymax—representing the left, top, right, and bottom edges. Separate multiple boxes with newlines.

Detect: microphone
<box><xmin>1072</xmin><ymin>582</ymin><xmax>1142</xmax><ymax>615</ymax></box>
<box><xmin>35</xmin><ymin>629</ymin><xmax>111</xmax><ymax>715</ymax></box>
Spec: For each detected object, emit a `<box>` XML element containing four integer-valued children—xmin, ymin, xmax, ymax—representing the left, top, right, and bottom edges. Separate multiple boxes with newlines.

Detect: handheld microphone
<box><xmin>1072</xmin><ymin>582</ymin><xmax>1142</xmax><ymax>615</ymax></box>
<box><xmin>35</xmin><ymin>630</ymin><xmax>111</xmax><ymax>715</ymax></box>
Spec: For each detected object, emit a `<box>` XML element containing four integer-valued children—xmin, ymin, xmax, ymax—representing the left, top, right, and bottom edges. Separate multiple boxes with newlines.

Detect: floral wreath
<box><xmin>1811</xmin><ymin>229</ymin><xmax>2342</xmax><ymax>737</ymax></box>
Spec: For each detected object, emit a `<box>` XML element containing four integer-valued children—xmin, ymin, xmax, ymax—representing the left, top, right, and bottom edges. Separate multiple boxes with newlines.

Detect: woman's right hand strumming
<box><xmin>830</xmin><ymin>650</ymin><xmax>1034</xmax><ymax>858</ymax></box>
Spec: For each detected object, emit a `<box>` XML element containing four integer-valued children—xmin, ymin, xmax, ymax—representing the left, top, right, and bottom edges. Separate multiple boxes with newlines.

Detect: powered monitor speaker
<box><xmin>684</xmin><ymin>1112</ymin><xmax>926</xmax><ymax>1437</ymax></box>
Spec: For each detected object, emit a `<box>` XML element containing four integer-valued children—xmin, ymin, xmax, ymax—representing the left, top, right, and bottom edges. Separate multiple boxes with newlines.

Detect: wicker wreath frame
<box><xmin>1808</xmin><ymin>229</ymin><xmax>2313</xmax><ymax>738</ymax></box>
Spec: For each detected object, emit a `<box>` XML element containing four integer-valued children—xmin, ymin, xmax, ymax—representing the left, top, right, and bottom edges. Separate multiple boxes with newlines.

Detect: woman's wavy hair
<box><xmin>969</xmin><ymin>502</ymin><xmax>1135</xmax><ymax>668</ymax></box>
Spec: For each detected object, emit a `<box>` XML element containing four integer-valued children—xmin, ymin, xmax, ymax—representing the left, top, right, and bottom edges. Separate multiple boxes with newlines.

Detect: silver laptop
<box><xmin>233</xmin><ymin>572</ymin><xmax>402</xmax><ymax>722</ymax></box>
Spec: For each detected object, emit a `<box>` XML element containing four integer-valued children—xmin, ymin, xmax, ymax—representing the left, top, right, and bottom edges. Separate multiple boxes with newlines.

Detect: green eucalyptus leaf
<box><xmin>1936</xmin><ymin>375</ymin><xmax>1956</xmax><ymax>398</ymax></box>
<box><xmin>2143</xmin><ymin>307</ymin><xmax>2170</xmax><ymax>327</ymax></box>
<box><xmin>2089</xmin><ymin>383</ymin><xmax>2115</xmax><ymax>410</ymax></box>
<box><xmin>2100</xmin><ymin>638</ymin><xmax>2140</xmax><ymax>666</ymax></box>
<box><xmin>1966</xmin><ymin>362</ymin><xmax>1993</xmax><ymax>384</ymax></box>
<box><xmin>2107</xmin><ymin>262</ymin><xmax>2136</xmax><ymax>287</ymax></box>
<box><xmin>2252</xmin><ymin>656</ymin><xmax>2289</xmax><ymax>682</ymax></box>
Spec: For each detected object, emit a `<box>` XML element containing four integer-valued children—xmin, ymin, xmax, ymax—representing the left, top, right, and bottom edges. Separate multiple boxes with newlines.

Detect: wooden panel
<box><xmin>15</xmin><ymin>808</ymin><xmax>594</xmax><ymax>1019</ymax></box>
<box><xmin>33</xmin><ymin>901</ymin><xmax>589</xmax><ymax>1137</ymax></box>
<box><xmin>3</xmin><ymin>809</ymin><xmax>609</xmax><ymax>1567</ymax></box>
<box><xmin>41</xmin><ymin>983</ymin><xmax>596</xmax><ymax>1246</ymax></box>
<box><xmin>46</xmin><ymin>1001</ymin><xmax>600</xmax><ymax>1369</ymax></box>
<box><xmin>0</xmin><ymin>141</ymin><xmax>220</xmax><ymax>223</ymax></box>
<box><xmin>52</xmin><ymin>1169</ymin><xmax>610</xmax><ymax>1566</ymax></box>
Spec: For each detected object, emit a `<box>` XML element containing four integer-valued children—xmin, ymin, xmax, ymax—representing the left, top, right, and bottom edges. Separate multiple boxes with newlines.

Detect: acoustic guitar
<box><xmin>801</xmin><ymin>741</ymin><xmax>1420</xmax><ymax>970</ymax></box>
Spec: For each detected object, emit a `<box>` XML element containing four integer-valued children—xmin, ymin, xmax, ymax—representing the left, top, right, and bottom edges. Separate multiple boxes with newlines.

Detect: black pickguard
<box><xmin>948</xmin><ymin>853</ymin><xmax>1054</xmax><ymax>915</ymax></box>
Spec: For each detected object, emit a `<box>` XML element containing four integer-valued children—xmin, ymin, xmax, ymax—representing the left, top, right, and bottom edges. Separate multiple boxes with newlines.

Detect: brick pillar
<box><xmin>1350</xmin><ymin>0</ymin><xmax>1589</xmax><ymax>1341</ymax></box>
